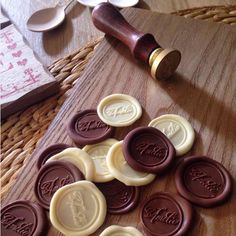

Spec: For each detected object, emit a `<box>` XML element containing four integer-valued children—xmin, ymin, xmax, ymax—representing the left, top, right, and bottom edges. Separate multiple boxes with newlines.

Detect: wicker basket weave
<box><xmin>1</xmin><ymin>5</ymin><xmax>236</xmax><ymax>200</ymax></box>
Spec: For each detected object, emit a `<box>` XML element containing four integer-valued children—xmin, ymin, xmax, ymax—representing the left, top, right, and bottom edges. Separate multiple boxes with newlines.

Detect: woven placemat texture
<box><xmin>1</xmin><ymin>5</ymin><xmax>236</xmax><ymax>200</ymax></box>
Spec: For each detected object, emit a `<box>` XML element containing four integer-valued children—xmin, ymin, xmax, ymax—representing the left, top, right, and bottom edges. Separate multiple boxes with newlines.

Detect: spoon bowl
<box><xmin>27</xmin><ymin>6</ymin><xmax>65</xmax><ymax>32</ymax></box>
<box><xmin>27</xmin><ymin>0</ymin><xmax>74</xmax><ymax>32</ymax></box>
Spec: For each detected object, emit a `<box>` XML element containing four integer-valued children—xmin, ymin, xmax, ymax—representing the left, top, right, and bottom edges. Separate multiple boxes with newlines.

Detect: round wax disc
<box><xmin>106</xmin><ymin>141</ymin><xmax>155</xmax><ymax>186</ymax></box>
<box><xmin>1</xmin><ymin>200</ymin><xmax>48</xmax><ymax>236</ymax></box>
<box><xmin>141</xmin><ymin>192</ymin><xmax>193</xmax><ymax>236</ymax></box>
<box><xmin>67</xmin><ymin>109</ymin><xmax>115</xmax><ymax>147</ymax></box>
<box><xmin>123</xmin><ymin>127</ymin><xmax>176</xmax><ymax>174</ymax></box>
<box><xmin>96</xmin><ymin>179</ymin><xmax>139</xmax><ymax>214</ymax></box>
<box><xmin>46</xmin><ymin>147</ymin><xmax>95</xmax><ymax>181</ymax></box>
<box><xmin>50</xmin><ymin>181</ymin><xmax>107</xmax><ymax>236</ymax></box>
<box><xmin>148</xmin><ymin>114</ymin><xmax>195</xmax><ymax>156</ymax></box>
<box><xmin>100</xmin><ymin>225</ymin><xmax>143</xmax><ymax>236</ymax></box>
<box><xmin>175</xmin><ymin>156</ymin><xmax>233</xmax><ymax>207</ymax></box>
<box><xmin>97</xmin><ymin>94</ymin><xmax>142</xmax><ymax>127</ymax></box>
<box><xmin>34</xmin><ymin>160</ymin><xmax>84</xmax><ymax>210</ymax></box>
<box><xmin>37</xmin><ymin>143</ymin><xmax>70</xmax><ymax>170</ymax></box>
<box><xmin>83</xmin><ymin>138</ymin><xmax>118</xmax><ymax>182</ymax></box>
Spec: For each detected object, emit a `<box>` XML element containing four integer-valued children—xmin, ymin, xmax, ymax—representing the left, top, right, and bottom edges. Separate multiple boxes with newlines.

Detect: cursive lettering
<box><xmin>162</xmin><ymin>122</ymin><xmax>180</xmax><ymax>139</ymax></box>
<box><xmin>77</xmin><ymin>120</ymin><xmax>106</xmax><ymax>132</ymax></box>
<box><xmin>136</xmin><ymin>143</ymin><xmax>167</xmax><ymax>159</ymax></box>
<box><xmin>67</xmin><ymin>191</ymin><xmax>87</xmax><ymax>226</ymax></box>
<box><xmin>40</xmin><ymin>175</ymin><xmax>72</xmax><ymax>197</ymax></box>
<box><xmin>1</xmin><ymin>213</ymin><xmax>33</xmax><ymax>236</ymax></box>
<box><xmin>189</xmin><ymin>167</ymin><xmax>222</xmax><ymax>196</ymax></box>
<box><xmin>105</xmin><ymin>105</ymin><xmax>133</xmax><ymax>117</ymax></box>
<box><xmin>144</xmin><ymin>206</ymin><xmax>180</xmax><ymax>225</ymax></box>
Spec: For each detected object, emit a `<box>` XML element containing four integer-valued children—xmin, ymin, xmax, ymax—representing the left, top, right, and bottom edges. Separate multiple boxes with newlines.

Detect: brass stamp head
<box><xmin>149</xmin><ymin>48</ymin><xmax>181</xmax><ymax>79</ymax></box>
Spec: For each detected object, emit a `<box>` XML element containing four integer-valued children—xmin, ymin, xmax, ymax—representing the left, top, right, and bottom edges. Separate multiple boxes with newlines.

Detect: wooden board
<box><xmin>3</xmin><ymin>8</ymin><xmax>236</xmax><ymax>236</ymax></box>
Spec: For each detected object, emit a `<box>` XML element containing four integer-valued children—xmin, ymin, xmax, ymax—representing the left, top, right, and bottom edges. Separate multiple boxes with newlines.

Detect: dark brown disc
<box><xmin>96</xmin><ymin>179</ymin><xmax>139</xmax><ymax>214</ymax></box>
<box><xmin>1</xmin><ymin>200</ymin><xmax>48</xmax><ymax>236</ymax></box>
<box><xmin>67</xmin><ymin>109</ymin><xmax>115</xmax><ymax>147</ymax></box>
<box><xmin>36</xmin><ymin>143</ymin><xmax>70</xmax><ymax>170</ymax></box>
<box><xmin>141</xmin><ymin>192</ymin><xmax>193</xmax><ymax>236</ymax></box>
<box><xmin>175</xmin><ymin>156</ymin><xmax>233</xmax><ymax>207</ymax></box>
<box><xmin>34</xmin><ymin>160</ymin><xmax>84</xmax><ymax>210</ymax></box>
<box><xmin>123</xmin><ymin>127</ymin><xmax>176</xmax><ymax>174</ymax></box>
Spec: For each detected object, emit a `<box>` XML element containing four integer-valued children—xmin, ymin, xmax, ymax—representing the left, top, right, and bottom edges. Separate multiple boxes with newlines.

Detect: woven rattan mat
<box><xmin>1</xmin><ymin>5</ymin><xmax>236</xmax><ymax>200</ymax></box>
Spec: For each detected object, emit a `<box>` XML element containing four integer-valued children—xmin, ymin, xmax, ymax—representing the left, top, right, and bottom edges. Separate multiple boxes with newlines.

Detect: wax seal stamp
<box><xmin>83</xmin><ymin>138</ymin><xmax>118</xmax><ymax>182</ymax></box>
<box><xmin>34</xmin><ymin>160</ymin><xmax>84</xmax><ymax>209</ymax></box>
<box><xmin>149</xmin><ymin>114</ymin><xmax>195</xmax><ymax>156</ymax></box>
<box><xmin>175</xmin><ymin>156</ymin><xmax>233</xmax><ymax>207</ymax></box>
<box><xmin>1</xmin><ymin>200</ymin><xmax>48</xmax><ymax>236</ymax></box>
<box><xmin>37</xmin><ymin>143</ymin><xmax>70</xmax><ymax>170</ymax></box>
<box><xmin>50</xmin><ymin>181</ymin><xmax>107</xmax><ymax>236</ymax></box>
<box><xmin>96</xmin><ymin>179</ymin><xmax>139</xmax><ymax>214</ymax></box>
<box><xmin>123</xmin><ymin>127</ymin><xmax>176</xmax><ymax>174</ymax></box>
<box><xmin>100</xmin><ymin>225</ymin><xmax>143</xmax><ymax>236</ymax></box>
<box><xmin>141</xmin><ymin>192</ymin><xmax>193</xmax><ymax>236</ymax></box>
<box><xmin>67</xmin><ymin>109</ymin><xmax>114</xmax><ymax>146</ymax></box>
<box><xmin>97</xmin><ymin>94</ymin><xmax>142</xmax><ymax>127</ymax></box>
<box><xmin>92</xmin><ymin>3</ymin><xmax>181</xmax><ymax>79</ymax></box>
<box><xmin>107</xmin><ymin>141</ymin><xmax>155</xmax><ymax>186</ymax></box>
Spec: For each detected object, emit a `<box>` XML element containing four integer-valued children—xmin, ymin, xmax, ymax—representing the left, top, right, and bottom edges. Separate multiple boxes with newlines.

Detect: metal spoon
<box><xmin>27</xmin><ymin>0</ymin><xmax>74</xmax><ymax>32</ymax></box>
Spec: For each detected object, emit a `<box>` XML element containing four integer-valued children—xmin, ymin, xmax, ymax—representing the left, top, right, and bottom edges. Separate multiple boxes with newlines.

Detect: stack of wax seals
<box><xmin>1</xmin><ymin>93</ymin><xmax>233</xmax><ymax>236</ymax></box>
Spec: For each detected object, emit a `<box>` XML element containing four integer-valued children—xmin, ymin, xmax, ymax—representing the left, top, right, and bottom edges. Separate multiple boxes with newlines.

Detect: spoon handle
<box><xmin>92</xmin><ymin>3</ymin><xmax>160</xmax><ymax>63</ymax></box>
<box><xmin>61</xmin><ymin>0</ymin><xmax>74</xmax><ymax>11</ymax></box>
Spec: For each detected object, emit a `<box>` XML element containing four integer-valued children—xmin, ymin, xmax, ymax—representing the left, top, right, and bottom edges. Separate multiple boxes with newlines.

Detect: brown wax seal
<box><xmin>34</xmin><ymin>160</ymin><xmax>84</xmax><ymax>210</ymax></box>
<box><xmin>141</xmin><ymin>192</ymin><xmax>193</xmax><ymax>236</ymax></box>
<box><xmin>37</xmin><ymin>143</ymin><xmax>70</xmax><ymax>170</ymax></box>
<box><xmin>123</xmin><ymin>127</ymin><xmax>176</xmax><ymax>174</ymax></box>
<box><xmin>67</xmin><ymin>109</ymin><xmax>115</xmax><ymax>147</ymax></box>
<box><xmin>175</xmin><ymin>156</ymin><xmax>233</xmax><ymax>207</ymax></box>
<box><xmin>1</xmin><ymin>200</ymin><xmax>48</xmax><ymax>236</ymax></box>
<box><xmin>96</xmin><ymin>179</ymin><xmax>139</xmax><ymax>214</ymax></box>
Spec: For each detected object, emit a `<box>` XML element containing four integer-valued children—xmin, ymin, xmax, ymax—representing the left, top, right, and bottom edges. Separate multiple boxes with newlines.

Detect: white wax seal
<box><xmin>100</xmin><ymin>225</ymin><xmax>143</xmax><ymax>236</ymax></box>
<box><xmin>106</xmin><ymin>141</ymin><xmax>155</xmax><ymax>186</ymax></box>
<box><xmin>148</xmin><ymin>114</ymin><xmax>195</xmax><ymax>156</ymax></box>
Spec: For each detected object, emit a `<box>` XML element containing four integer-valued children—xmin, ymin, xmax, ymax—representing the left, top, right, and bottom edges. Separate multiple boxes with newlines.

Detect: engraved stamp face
<box><xmin>149</xmin><ymin>114</ymin><xmax>195</xmax><ymax>156</ymax></box>
<box><xmin>97</xmin><ymin>94</ymin><xmax>142</xmax><ymax>127</ymax></box>
<box><xmin>141</xmin><ymin>194</ymin><xmax>183</xmax><ymax>236</ymax></box>
<box><xmin>184</xmin><ymin>162</ymin><xmax>224</xmax><ymax>198</ymax></box>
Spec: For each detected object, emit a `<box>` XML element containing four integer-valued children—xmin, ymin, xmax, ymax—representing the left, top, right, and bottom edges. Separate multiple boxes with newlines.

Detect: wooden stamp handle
<box><xmin>92</xmin><ymin>3</ymin><xmax>160</xmax><ymax>63</ymax></box>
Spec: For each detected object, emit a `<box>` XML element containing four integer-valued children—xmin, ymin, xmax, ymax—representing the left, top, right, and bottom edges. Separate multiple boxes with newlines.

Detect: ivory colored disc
<box><xmin>100</xmin><ymin>225</ymin><xmax>143</xmax><ymax>236</ymax></box>
<box><xmin>83</xmin><ymin>139</ymin><xmax>118</xmax><ymax>182</ymax></box>
<box><xmin>148</xmin><ymin>114</ymin><xmax>195</xmax><ymax>156</ymax></box>
<box><xmin>46</xmin><ymin>147</ymin><xmax>95</xmax><ymax>181</ymax></box>
<box><xmin>109</xmin><ymin>0</ymin><xmax>139</xmax><ymax>8</ymax></box>
<box><xmin>50</xmin><ymin>181</ymin><xmax>106</xmax><ymax>236</ymax></box>
<box><xmin>107</xmin><ymin>141</ymin><xmax>155</xmax><ymax>186</ymax></box>
<box><xmin>97</xmin><ymin>94</ymin><xmax>142</xmax><ymax>127</ymax></box>
<box><xmin>77</xmin><ymin>0</ymin><xmax>107</xmax><ymax>8</ymax></box>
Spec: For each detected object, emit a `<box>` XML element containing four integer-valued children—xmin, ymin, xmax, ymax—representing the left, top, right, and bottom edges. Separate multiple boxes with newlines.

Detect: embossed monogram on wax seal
<box><xmin>105</xmin><ymin>104</ymin><xmax>133</xmax><ymax>117</ymax></box>
<box><xmin>76</xmin><ymin>120</ymin><xmax>107</xmax><ymax>132</ymax></box>
<box><xmin>67</xmin><ymin>191</ymin><xmax>87</xmax><ymax>226</ymax></box>
<box><xmin>162</xmin><ymin>122</ymin><xmax>180</xmax><ymax>138</ymax></box>
<box><xmin>40</xmin><ymin>175</ymin><xmax>72</xmax><ymax>197</ymax></box>
<box><xmin>136</xmin><ymin>143</ymin><xmax>168</xmax><ymax>159</ymax></box>
<box><xmin>189</xmin><ymin>167</ymin><xmax>222</xmax><ymax>196</ymax></box>
<box><xmin>1</xmin><ymin>213</ymin><xmax>33</xmax><ymax>236</ymax></box>
<box><xmin>144</xmin><ymin>206</ymin><xmax>180</xmax><ymax>225</ymax></box>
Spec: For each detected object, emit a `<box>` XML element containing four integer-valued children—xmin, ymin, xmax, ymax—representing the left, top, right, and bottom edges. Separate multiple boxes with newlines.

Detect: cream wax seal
<box><xmin>107</xmin><ymin>141</ymin><xmax>155</xmax><ymax>186</ymax></box>
<box><xmin>83</xmin><ymin>138</ymin><xmax>118</xmax><ymax>182</ymax></box>
<box><xmin>100</xmin><ymin>225</ymin><xmax>144</xmax><ymax>236</ymax></box>
<box><xmin>50</xmin><ymin>181</ymin><xmax>107</xmax><ymax>236</ymax></box>
<box><xmin>149</xmin><ymin>114</ymin><xmax>195</xmax><ymax>156</ymax></box>
<box><xmin>97</xmin><ymin>94</ymin><xmax>142</xmax><ymax>127</ymax></box>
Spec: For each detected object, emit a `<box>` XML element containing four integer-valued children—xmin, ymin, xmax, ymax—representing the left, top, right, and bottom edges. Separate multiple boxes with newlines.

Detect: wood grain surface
<box><xmin>2</xmin><ymin>7</ymin><xmax>236</xmax><ymax>236</ymax></box>
<box><xmin>1</xmin><ymin>0</ymin><xmax>235</xmax><ymax>66</ymax></box>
